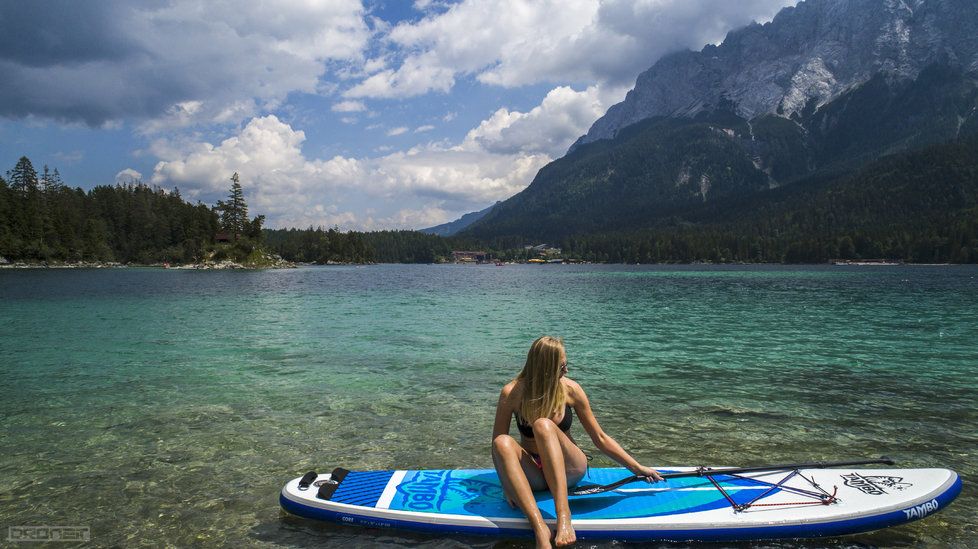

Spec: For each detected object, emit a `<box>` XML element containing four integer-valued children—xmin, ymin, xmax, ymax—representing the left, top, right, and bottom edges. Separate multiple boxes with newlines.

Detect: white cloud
<box><xmin>345</xmin><ymin>57</ymin><xmax>456</xmax><ymax>98</ymax></box>
<box><xmin>373</xmin><ymin>205</ymin><xmax>451</xmax><ymax>230</ymax></box>
<box><xmin>363</xmin><ymin>57</ymin><xmax>388</xmax><ymax>73</ymax></box>
<box><xmin>414</xmin><ymin>125</ymin><xmax>435</xmax><ymax>133</ymax></box>
<box><xmin>151</xmin><ymin>115</ymin><xmax>364</xmax><ymax>225</ymax></box>
<box><xmin>340</xmin><ymin>116</ymin><xmax>358</xmax><ymax>124</ymax></box>
<box><xmin>138</xmin><ymin>101</ymin><xmax>204</xmax><ymax>134</ymax></box>
<box><xmin>463</xmin><ymin>85</ymin><xmax>625</xmax><ymax>157</ymax></box>
<box><xmin>53</xmin><ymin>150</ymin><xmax>84</xmax><ymax>163</ymax></box>
<box><xmin>344</xmin><ymin>0</ymin><xmax>796</xmax><ymax>99</ymax></box>
<box><xmin>332</xmin><ymin>100</ymin><xmax>367</xmax><ymax>112</ymax></box>
<box><xmin>150</xmin><ymin>113</ymin><xmax>553</xmax><ymax>230</ymax></box>
<box><xmin>149</xmin><ymin>74</ymin><xmax>642</xmax><ymax>230</ymax></box>
<box><xmin>115</xmin><ymin>168</ymin><xmax>142</xmax><ymax>184</ymax></box>
<box><xmin>370</xmin><ymin>145</ymin><xmax>550</xmax><ymax>205</ymax></box>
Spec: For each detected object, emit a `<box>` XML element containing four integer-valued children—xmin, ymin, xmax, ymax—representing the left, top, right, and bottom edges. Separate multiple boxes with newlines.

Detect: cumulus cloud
<box><xmin>151</xmin><ymin>115</ymin><xmax>369</xmax><ymax>227</ymax></box>
<box><xmin>332</xmin><ymin>100</ymin><xmax>367</xmax><ymax>112</ymax></box>
<box><xmin>115</xmin><ymin>168</ymin><xmax>143</xmax><ymax>184</ymax></box>
<box><xmin>0</xmin><ymin>0</ymin><xmax>370</xmax><ymax>127</ymax></box>
<box><xmin>463</xmin><ymin>85</ymin><xmax>625</xmax><ymax>157</ymax></box>
<box><xmin>149</xmin><ymin>71</ymin><xmax>638</xmax><ymax>230</ymax></box>
<box><xmin>345</xmin><ymin>0</ymin><xmax>796</xmax><ymax>99</ymax></box>
<box><xmin>346</xmin><ymin>57</ymin><xmax>456</xmax><ymax>98</ymax></box>
<box><xmin>414</xmin><ymin>125</ymin><xmax>435</xmax><ymax>133</ymax></box>
<box><xmin>151</xmin><ymin>113</ymin><xmax>553</xmax><ymax>230</ymax></box>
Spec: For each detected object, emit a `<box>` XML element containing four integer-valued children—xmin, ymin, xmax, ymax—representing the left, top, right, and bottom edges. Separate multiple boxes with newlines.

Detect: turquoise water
<box><xmin>0</xmin><ymin>264</ymin><xmax>975</xmax><ymax>547</ymax></box>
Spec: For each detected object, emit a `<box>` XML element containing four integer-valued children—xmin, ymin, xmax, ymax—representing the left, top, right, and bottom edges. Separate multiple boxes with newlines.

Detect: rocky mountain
<box><xmin>419</xmin><ymin>202</ymin><xmax>497</xmax><ymax>236</ymax></box>
<box><xmin>463</xmin><ymin>0</ymin><xmax>978</xmax><ymax>244</ymax></box>
<box><xmin>572</xmin><ymin>0</ymin><xmax>978</xmax><ymax>151</ymax></box>
<box><xmin>464</xmin><ymin>60</ymin><xmax>978</xmax><ymax>242</ymax></box>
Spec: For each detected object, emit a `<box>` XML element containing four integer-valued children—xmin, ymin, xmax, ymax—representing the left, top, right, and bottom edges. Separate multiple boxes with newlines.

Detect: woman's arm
<box><xmin>491</xmin><ymin>383</ymin><xmax>515</xmax><ymax>440</ymax></box>
<box><xmin>568</xmin><ymin>380</ymin><xmax>663</xmax><ymax>480</ymax></box>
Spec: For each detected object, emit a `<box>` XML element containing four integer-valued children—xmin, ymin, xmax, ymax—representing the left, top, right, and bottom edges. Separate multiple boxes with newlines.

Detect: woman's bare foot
<box><xmin>554</xmin><ymin>514</ymin><xmax>576</xmax><ymax>547</ymax></box>
<box><xmin>532</xmin><ymin>523</ymin><xmax>553</xmax><ymax>549</ymax></box>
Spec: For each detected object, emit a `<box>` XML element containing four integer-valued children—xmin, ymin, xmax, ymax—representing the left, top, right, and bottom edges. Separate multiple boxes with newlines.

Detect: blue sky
<box><xmin>0</xmin><ymin>0</ymin><xmax>796</xmax><ymax>230</ymax></box>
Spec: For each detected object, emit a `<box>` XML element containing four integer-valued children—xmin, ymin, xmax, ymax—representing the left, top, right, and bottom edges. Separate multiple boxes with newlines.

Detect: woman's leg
<box><xmin>491</xmin><ymin>435</ymin><xmax>552</xmax><ymax>548</ymax></box>
<box><xmin>531</xmin><ymin>418</ymin><xmax>588</xmax><ymax>547</ymax></box>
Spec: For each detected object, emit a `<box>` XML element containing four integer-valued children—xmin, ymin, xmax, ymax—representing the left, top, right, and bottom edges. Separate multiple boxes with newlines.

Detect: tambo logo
<box><xmin>396</xmin><ymin>471</ymin><xmax>504</xmax><ymax>511</ymax></box>
<box><xmin>842</xmin><ymin>473</ymin><xmax>887</xmax><ymax>495</ymax></box>
<box><xmin>842</xmin><ymin>473</ymin><xmax>912</xmax><ymax>495</ymax></box>
<box><xmin>398</xmin><ymin>471</ymin><xmax>451</xmax><ymax>510</ymax></box>
<box><xmin>902</xmin><ymin>499</ymin><xmax>939</xmax><ymax>520</ymax></box>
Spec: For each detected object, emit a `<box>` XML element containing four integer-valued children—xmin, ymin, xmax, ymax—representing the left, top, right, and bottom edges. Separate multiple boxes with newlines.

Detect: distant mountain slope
<box><xmin>563</xmin><ymin>135</ymin><xmax>978</xmax><ymax>263</ymax></box>
<box><xmin>572</xmin><ymin>0</ymin><xmax>978</xmax><ymax>151</ymax></box>
<box><xmin>463</xmin><ymin>62</ymin><xmax>978</xmax><ymax>242</ymax></box>
<box><xmin>419</xmin><ymin>202</ymin><xmax>497</xmax><ymax>236</ymax></box>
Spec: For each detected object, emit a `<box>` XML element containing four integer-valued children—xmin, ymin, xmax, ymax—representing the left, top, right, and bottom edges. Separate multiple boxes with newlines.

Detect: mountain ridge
<box><xmin>419</xmin><ymin>202</ymin><xmax>498</xmax><ymax>236</ymax></box>
<box><xmin>572</xmin><ymin>0</ymin><xmax>978</xmax><ymax>152</ymax></box>
<box><xmin>463</xmin><ymin>59</ymin><xmax>978</xmax><ymax>243</ymax></box>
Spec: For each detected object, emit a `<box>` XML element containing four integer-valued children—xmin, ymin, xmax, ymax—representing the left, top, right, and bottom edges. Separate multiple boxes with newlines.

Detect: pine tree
<box><xmin>7</xmin><ymin>156</ymin><xmax>44</xmax><ymax>257</ymax></box>
<box><xmin>0</xmin><ymin>176</ymin><xmax>13</xmax><ymax>259</ymax></box>
<box><xmin>218</xmin><ymin>172</ymin><xmax>249</xmax><ymax>238</ymax></box>
<box><xmin>8</xmin><ymin>156</ymin><xmax>38</xmax><ymax>193</ymax></box>
<box><xmin>40</xmin><ymin>166</ymin><xmax>65</xmax><ymax>193</ymax></box>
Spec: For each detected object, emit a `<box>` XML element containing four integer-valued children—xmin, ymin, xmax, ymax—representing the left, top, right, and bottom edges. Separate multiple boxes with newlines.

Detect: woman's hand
<box><xmin>632</xmin><ymin>465</ymin><xmax>664</xmax><ymax>483</ymax></box>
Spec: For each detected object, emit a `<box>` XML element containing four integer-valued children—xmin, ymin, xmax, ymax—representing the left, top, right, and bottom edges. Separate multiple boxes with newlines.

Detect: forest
<box><xmin>0</xmin><ymin>156</ymin><xmax>218</xmax><ymax>264</ymax></box>
<box><xmin>475</xmin><ymin>136</ymin><xmax>978</xmax><ymax>264</ymax></box>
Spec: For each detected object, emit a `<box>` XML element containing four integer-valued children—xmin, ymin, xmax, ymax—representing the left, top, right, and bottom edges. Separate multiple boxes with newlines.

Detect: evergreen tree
<box><xmin>8</xmin><ymin>156</ymin><xmax>38</xmax><ymax>193</ymax></box>
<box><xmin>217</xmin><ymin>172</ymin><xmax>249</xmax><ymax>237</ymax></box>
<box><xmin>7</xmin><ymin>156</ymin><xmax>44</xmax><ymax>257</ymax></box>
<box><xmin>247</xmin><ymin>214</ymin><xmax>265</xmax><ymax>241</ymax></box>
<box><xmin>0</xmin><ymin>176</ymin><xmax>13</xmax><ymax>258</ymax></box>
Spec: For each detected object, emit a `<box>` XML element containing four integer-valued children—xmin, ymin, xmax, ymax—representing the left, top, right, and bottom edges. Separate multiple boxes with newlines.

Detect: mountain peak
<box><xmin>572</xmin><ymin>0</ymin><xmax>978</xmax><ymax>151</ymax></box>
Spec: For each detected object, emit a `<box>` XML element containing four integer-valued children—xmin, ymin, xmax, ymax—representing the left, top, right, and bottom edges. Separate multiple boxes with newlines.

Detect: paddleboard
<box><xmin>280</xmin><ymin>465</ymin><xmax>960</xmax><ymax>542</ymax></box>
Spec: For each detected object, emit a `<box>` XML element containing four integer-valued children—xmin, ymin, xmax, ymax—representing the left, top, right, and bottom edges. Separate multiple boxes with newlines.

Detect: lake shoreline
<box><xmin>0</xmin><ymin>259</ymin><xmax>298</xmax><ymax>270</ymax></box>
<box><xmin>0</xmin><ymin>259</ymin><xmax>960</xmax><ymax>269</ymax></box>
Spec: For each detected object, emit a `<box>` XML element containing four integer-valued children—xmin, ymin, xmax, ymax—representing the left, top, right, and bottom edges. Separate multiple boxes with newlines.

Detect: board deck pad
<box><xmin>281</xmin><ymin>466</ymin><xmax>961</xmax><ymax>542</ymax></box>
<box><xmin>387</xmin><ymin>469</ymin><xmax>777</xmax><ymax>518</ymax></box>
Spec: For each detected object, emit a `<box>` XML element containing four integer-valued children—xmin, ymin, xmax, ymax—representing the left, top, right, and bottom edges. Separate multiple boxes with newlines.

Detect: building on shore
<box><xmin>452</xmin><ymin>251</ymin><xmax>490</xmax><ymax>263</ymax></box>
<box><xmin>830</xmin><ymin>258</ymin><xmax>904</xmax><ymax>266</ymax></box>
<box><xmin>524</xmin><ymin>244</ymin><xmax>563</xmax><ymax>260</ymax></box>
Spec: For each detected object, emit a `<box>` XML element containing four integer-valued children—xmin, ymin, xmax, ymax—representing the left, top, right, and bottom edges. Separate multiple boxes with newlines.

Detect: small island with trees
<box><xmin>0</xmin><ymin>157</ymin><xmax>295</xmax><ymax>268</ymax></box>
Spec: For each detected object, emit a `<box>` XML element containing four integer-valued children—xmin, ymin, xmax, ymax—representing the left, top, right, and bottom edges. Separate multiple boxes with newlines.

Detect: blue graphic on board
<box><xmin>389</xmin><ymin>468</ymin><xmax>777</xmax><ymax>520</ymax></box>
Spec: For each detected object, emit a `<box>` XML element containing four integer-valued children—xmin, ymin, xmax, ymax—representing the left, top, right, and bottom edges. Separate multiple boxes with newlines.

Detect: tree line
<box><xmin>0</xmin><ymin>156</ymin><xmax>218</xmax><ymax>263</ymax></box>
<box><xmin>2</xmin><ymin>159</ymin><xmax>307</xmax><ymax>265</ymax></box>
<box><xmin>262</xmin><ymin>228</ymin><xmax>479</xmax><ymax>264</ymax></box>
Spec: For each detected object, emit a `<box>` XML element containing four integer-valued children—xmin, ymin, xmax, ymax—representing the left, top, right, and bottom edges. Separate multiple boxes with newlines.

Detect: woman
<box><xmin>492</xmin><ymin>336</ymin><xmax>663</xmax><ymax>548</ymax></box>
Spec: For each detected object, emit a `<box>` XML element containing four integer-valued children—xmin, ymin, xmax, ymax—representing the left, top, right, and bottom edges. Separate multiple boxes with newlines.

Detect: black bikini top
<box><xmin>515</xmin><ymin>404</ymin><xmax>573</xmax><ymax>438</ymax></box>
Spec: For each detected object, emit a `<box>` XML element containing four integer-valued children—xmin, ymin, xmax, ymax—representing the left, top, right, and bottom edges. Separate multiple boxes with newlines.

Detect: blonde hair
<box><xmin>515</xmin><ymin>336</ymin><xmax>567</xmax><ymax>422</ymax></box>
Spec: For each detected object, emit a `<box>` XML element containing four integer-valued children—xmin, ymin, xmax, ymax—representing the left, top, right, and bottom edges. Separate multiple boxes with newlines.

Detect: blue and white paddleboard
<box><xmin>280</xmin><ymin>465</ymin><xmax>960</xmax><ymax>542</ymax></box>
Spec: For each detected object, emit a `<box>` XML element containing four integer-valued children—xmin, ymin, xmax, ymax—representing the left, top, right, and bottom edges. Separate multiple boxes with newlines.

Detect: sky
<box><xmin>0</xmin><ymin>0</ymin><xmax>798</xmax><ymax>230</ymax></box>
